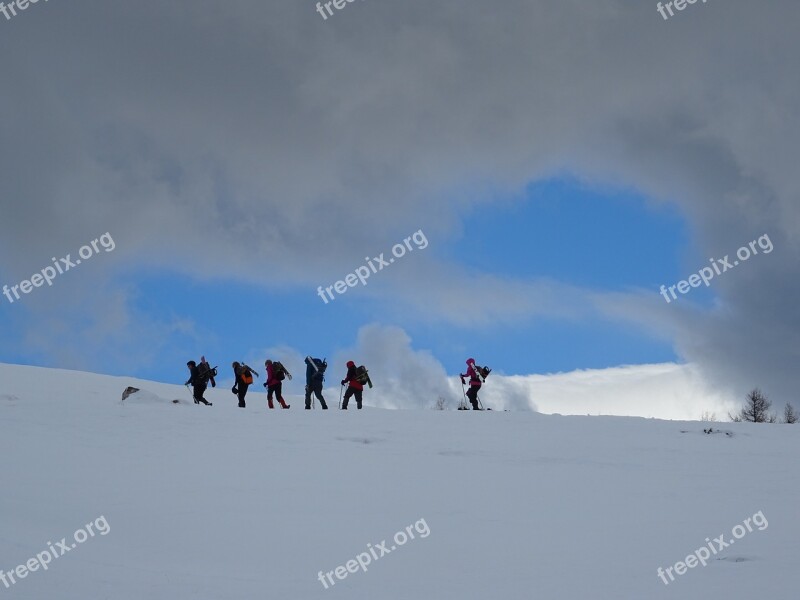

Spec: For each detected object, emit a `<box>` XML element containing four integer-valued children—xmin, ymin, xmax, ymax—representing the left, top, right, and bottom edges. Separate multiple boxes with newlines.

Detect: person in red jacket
<box><xmin>264</xmin><ymin>359</ymin><xmax>290</xmax><ymax>409</ymax></box>
<box><xmin>340</xmin><ymin>360</ymin><xmax>365</xmax><ymax>410</ymax></box>
<box><xmin>460</xmin><ymin>357</ymin><xmax>483</xmax><ymax>410</ymax></box>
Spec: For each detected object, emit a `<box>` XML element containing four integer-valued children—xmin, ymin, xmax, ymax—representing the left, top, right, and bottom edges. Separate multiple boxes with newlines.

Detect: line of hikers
<box><xmin>185</xmin><ymin>356</ymin><xmax>490</xmax><ymax>410</ymax></box>
<box><xmin>184</xmin><ymin>355</ymin><xmax>374</xmax><ymax>410</ymax></box>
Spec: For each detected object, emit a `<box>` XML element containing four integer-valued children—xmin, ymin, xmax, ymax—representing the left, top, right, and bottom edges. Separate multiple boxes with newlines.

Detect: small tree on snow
<box><xmin>700</xmin><ymin>410</ymin><xmax>717</xmax><ymax>422</ymax></box>
<box><xmin>783</xmin><ymin>403</ymin><xmax>798</xmax><ymax>424</ymax></box>
<box><xmin>730</xmin><ymin>388</ymin><xmax>776</xmax><ymax>423</ymax></box>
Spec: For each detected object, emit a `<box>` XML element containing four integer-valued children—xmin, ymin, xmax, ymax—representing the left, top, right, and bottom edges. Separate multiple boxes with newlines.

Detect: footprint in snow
<box><xmin>717</xmin><ymin>555</ymin><xmax>756</xmax><ymax>563</ymax></box>
<box><xmin>680</xmin><ymin>429</ymin><xmax>734</xmax><ymax>437</ymax></box>
<box><xmin>336</xmin><ymin>436</ymin><xmax>384</xmax><ymax>445</ymax></box>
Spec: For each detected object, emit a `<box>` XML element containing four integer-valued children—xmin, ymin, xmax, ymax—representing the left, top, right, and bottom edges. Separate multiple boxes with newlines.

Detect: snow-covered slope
<box><xmin>0</xmin><ymin>362</ymin><xmax>797</xmax><ymax>599</ymax></box>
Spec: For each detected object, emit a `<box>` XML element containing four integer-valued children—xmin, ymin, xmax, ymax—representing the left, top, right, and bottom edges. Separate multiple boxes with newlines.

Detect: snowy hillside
<box><xmin>0</xmin><ymin>362</ymin><xmax>797</xmax><ymax>599</ymax></box>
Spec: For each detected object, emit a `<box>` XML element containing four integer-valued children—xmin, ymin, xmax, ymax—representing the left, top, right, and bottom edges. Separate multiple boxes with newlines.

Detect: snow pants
<box><xmin>267</xmin><ymin>383</ymin><xmax>289</xmax><ymax>408</ymax></box>
<box><xmin>305</xmin><ymin>382</ymin><xmax>328</xmax><ymax>409</ymax></box>
<box><xmin>466</xmin><ymin>384</ymin><xmax>481</xmax><ymax>410</ymax></box>
<box><xmin>342</xmin><ymin>386</ymin><xmax>363</xmax><ymax>409</ymax></box>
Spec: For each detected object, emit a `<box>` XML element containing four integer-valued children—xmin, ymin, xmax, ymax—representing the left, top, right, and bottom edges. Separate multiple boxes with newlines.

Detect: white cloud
<box><xmin>481</xmin><ymin>363</ymin><xmax>736</xmax><ymax>421</ymax></box>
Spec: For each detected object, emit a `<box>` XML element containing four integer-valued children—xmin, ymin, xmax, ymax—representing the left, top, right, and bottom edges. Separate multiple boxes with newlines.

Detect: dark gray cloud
<box><xmin>1</xmin><ymin>0</ymin><xmax>798</xmax><ymax>402</ymax></box>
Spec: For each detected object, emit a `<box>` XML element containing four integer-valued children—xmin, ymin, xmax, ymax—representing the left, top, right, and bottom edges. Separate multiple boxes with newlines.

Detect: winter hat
<box><xmin>466</xmin><ymin>358</ymin><xmax>475</xmax><ymax>365</ymax></box>
<box><xmin>347</xmin><ymin>360</ymin><xmax>356</xmax><ymax>367</ymax></box>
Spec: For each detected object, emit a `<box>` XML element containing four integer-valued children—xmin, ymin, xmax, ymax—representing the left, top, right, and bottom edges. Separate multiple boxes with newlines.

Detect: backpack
<box><xmin>240</xmin><ymin>366</ymin><xmax>254</xmax><ymax>385</ymax></box>
<box><xmin>355</xmin><ymin>365</ymin><xmax>370</xmax><ymax>385</ymax></box>
<box><xmin>200</xmin><ymin>365</ymin><xmax>217</xmax><ymax>383</ymax></box>
<box><xmin>312</xmin><ymin>358</ymin><xmax>326</xmax><ymax>381</ymax></box>
<box><xmin>314</xmin><ymin>358</ymin><xmax>327</xmax><ymax>375</ymax></box>
<box><xmin>475</xmin><ymin>365</ymin><xmax>491</xmax><ymax>380</ymax></box>
<box><xmin>197</xmin><ymin>363</ymin><xmax>217</xmax><ymax>384</ymax></box>
<box><xmin>274</xmin><ymin>362</ymin><xmax>286</xmax><ymax>381</ymax></box>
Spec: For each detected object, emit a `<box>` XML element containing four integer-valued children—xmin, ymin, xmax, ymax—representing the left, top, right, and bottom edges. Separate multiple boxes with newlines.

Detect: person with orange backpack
<box><xmin>264</xmin><ymin>359</ymin><xmax>291</xmax><ymax>409</ymax></box>
<box><xmin>231</xmin><ymin>361</ymin><xmax>258</xmax><ymax>408</ymax></box>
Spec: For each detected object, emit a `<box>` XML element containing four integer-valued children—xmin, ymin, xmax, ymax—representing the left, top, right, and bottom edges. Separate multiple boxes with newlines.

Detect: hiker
<box><xmin>460</xmin><ymin>358</ymin><xmax>489</xmax><ymax>410</ymax></box>
<box><xmin>264</xmin><ymin>359</ymin><xmax>291</xmax><ymax>409</ymax></box>
<box><xmin>340</xmin><ymin>360</ymin><xmax>371</xmax><ymax>410</ymax></box>
<box><xmin>232</xmin><ymin>361</ymin><xmax>257</xmax><ymax>408</ymax></box>
<box><xmin>185</xmin><ymin>360</ymin><xmax>212</xmax><ymax>406</ymax></box>
<box><xmin>199</xmin><ymin>355</ymin><xmax>216</xmax><ymax>388</ymax></box>
<box><xmin>304</xmin><ymin>356</ymin><xmax>328</xmax><ymax>409</ymax></box>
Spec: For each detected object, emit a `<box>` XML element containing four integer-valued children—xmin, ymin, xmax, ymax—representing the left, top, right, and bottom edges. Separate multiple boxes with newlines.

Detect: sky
<box><xmin>1</xmin><ymin>0</ymin><xmax>798</xmax><ymax>416</ymax></box>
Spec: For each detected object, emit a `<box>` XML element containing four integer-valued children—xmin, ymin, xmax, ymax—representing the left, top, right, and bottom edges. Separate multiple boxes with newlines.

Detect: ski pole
<box><xmin>460</xmin><ymin>380</ymin><xmax>468</xmax><ymax>410</ymax></box>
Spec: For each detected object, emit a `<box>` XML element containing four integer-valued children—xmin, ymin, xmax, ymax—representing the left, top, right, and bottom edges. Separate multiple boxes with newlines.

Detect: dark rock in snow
<box><xmin>121</xmin><ymin>386</ymin><xmax>140</xmax><ymax>401</ymax></box>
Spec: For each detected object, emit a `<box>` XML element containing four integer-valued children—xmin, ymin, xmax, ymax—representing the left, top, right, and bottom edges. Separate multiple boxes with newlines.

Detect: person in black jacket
<box><xmin>199</xmin><ymin>355</ymin><xmax>216</xmax><ymax>388</ymax></box>
<box><xmin>185</xmin><ymin>360</ymin><xmax>212</xmax><ymax>406</ymax></box>
<box><xmin>232</xmin><ymin>361</ymin><xmax>254</xmax><ymax>408</ymax></box>
<box><xmin>304</xmin><ymin>356</ymin><xmax>328</xmax><ymax>409</ymax></box>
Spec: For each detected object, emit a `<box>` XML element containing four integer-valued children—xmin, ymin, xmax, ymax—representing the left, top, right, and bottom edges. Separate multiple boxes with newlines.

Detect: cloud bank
<box><xmin>1</xmin><ymin>1</ymin><xmax>798</xmax><ymax>404</ymax></box>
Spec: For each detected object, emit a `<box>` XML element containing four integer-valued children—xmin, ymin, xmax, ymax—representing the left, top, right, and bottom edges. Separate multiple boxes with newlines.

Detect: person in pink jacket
<box><xmin>460</xmin><ymin>358</ymin><xmax>484</xmax><ymax>410</ymax></box>
<box><xmin>264</xmin><ymin>359</ymin><xmax>290</xmax><ymax>409</ymax></box>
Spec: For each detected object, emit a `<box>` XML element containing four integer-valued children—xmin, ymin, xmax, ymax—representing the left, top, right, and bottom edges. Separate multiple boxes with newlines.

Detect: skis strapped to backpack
<box><xmin>355</xmin><ymin>365</ymin><xmax>373</xmax><ymax>388</ymax></box>
<box><xmin>306</xmin><ymin>356</ymin><xmax>327</xmax><ymax>380</ymax></box>
<box><xmin>274</xmin><ymin>361</ymin><xmax>292</xmax><ymax>381</ymax></box>
<box><xmin>198</xmin><ymin>358</ymin><xmax>218</xmax><ymax>386</ymax></box>
<box><xmin>240</xmin><ymin>363</ymin><xmax>258</xmax><ymax>385</ymax></box>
